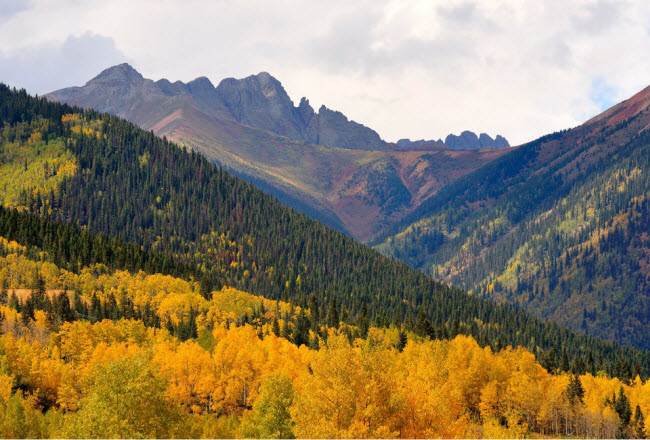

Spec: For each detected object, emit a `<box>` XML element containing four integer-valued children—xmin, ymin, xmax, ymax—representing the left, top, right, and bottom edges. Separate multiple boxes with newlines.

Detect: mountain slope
<box><xmin>3</xmin><ymin>84</ymin><xmax>648</xmax><ymax>377</ymax></box>
<box><xmin>377</xmin><ymin>84</ymin><xmax>650</xmax><ymax>349</ymax></box>
<box><xmin>46</xmin><ymin>64</ymin><xmax>511</xmax><ymax>241</ymax></box>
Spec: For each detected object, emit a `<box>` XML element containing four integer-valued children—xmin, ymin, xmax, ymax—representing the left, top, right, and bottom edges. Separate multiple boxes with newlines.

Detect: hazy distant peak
<box><xmin>253</xmin><ymin>71</ymin><xmax>274</xmax><ymax>82</ymax></box>
<box><xmin>188</xmin><ymin>76</ymin><xmax>214</xmax><ymax>87</ymax></box>
<box><xmin>240</xmin><ymin>71</ymin><xmax>283</xmax><ymax>89</ymax></box>
<box><xmin>90</xmin><ymin>63</ymin><xmax>143</xmax><ymax>85</ymax></box>
<box><xmin>186</xmin><ymin>76</ymin><xmax>216</xmax><ymax>97</ymax></box>
<box><xmin>445</xmin><ymin>131</ymin><xmax>512</xmax><ymax>150</ymax></box>
<box><xmin>398</xmin><ymin>131</ymin><xmax>510</xmax><ymax>150</ymax></box>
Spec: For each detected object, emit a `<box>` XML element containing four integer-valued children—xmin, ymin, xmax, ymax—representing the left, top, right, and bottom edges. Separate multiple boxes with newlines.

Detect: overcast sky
<box><xmin>1</xmin><ymin>0</ymin><xmax>650</xmax><ymax>145</ymax></box>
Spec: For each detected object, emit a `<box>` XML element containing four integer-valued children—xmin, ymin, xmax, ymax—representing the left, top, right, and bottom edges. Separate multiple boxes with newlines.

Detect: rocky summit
<box><xmin>397</xmin><ymin>131</ymin><xmax>510</xmax><ymax>150</ymax></box>
<box><xmin>48</xmin><ymin>64</ymin><xmax>387</xmax><ymax>151</ymax></box>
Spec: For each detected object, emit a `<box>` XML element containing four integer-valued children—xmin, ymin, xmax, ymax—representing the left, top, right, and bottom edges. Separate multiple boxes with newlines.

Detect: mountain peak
<box><xmin>254</xmin><ymin>71</ymin><xmax>274</xmax><ymax>81</ymax></box>
<box><xmin>92</xmin><ymin>63</ymin><xmax>142</xmax><ymax>81</ymax></box>
<box><xmin>398</xmin><ymin>132</ymin><xmax>510</xmax><ymax>150</ymax></box>
<box><xmin>187</xmin><ymin>76</ymin><xmax>215</xmax><ymax>91</ymax></box>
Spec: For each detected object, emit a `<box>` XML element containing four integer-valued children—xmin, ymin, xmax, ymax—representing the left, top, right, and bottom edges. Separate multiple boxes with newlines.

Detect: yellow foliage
<box><xmin>0</xmin><ymin>240</ymin><xmax>648</xmax><ymax>438</ymax></box>
<box><xmin>0</xmin><ymin>375</ymin><xmax>13</xmax><ymax>404</ymax></box>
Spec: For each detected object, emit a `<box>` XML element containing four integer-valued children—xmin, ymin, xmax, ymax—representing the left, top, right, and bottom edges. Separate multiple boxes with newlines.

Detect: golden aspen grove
<box><xmin>0</xmin><ymin>236</ymin><xmax>648</xmax><ymax>439</ymax></box>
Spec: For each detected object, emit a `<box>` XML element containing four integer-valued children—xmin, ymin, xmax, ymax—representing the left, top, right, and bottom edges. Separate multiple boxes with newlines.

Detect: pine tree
<box><xmin>281</xmin><ymin>320</ymin><xmax>292</xmax><ymax>340</ymax></box>
<box><xmin>635</xmin><ymin>405</ymin><xmax>646</xmax><ymax>439</ymax></box>
<box><xmin>397</xmin><ymin>330</ymin><xmax>407</xmax><ymax>352</ymax></box>
<box><xmin>292</xmin><ymin>310</ymin><xmax>310</xmax><ymax>347</ymax></box>
<box><xmin>21</xmin><ymin>300</ymin><xmax>34</xmax><ymax>326</ymax></box>
<box><xmin>560</xmin><ymin>347</ymin><xmax>570</xmax><ymax>373</ymax></box>
<box><xmin>9</xmin><ymin>292</ymin><xmax>19</xmax><ymax>312</ymax></box>
<box><xmin>614</xmin><ymin>386</ymin><xmax>632</xmax><ymax>426</ymax></box>
<box><xmin>415</xmin><ymin>310</ymin><xmax>434</xmax><ymax>339</ymax></box>
<box><xmin>327</xmin><ymin>299</ymin><xmax>339</xmax><ymax>329</ymax></box>
<box><xmin>199</xmin><ymin>276</ymin><xmax>213</xmax><ymax>300</ymax></box>
<box><xmin>541</xmin><ymin>347</ymin><xmax>558</xmax><ymax>374</ymax></box>
<box><xmin>567</xmin><ymin>374</ymin><xmax>585</xmax><ymax>404</ymax></box>
<box><xmin>357</xmin><ymin>303</ymin><xmax>369</xmax><ymax>338</ymax></box>
<box><xmin>272</xmin><ymin>318</ymin><xmax>280</xmax><ymax>337</ymax></box>
<box><xmin>0</xmin><ymin>279</ymin><xmax>7</xmax><ymax>305</ymax></box>
<box><xmin>308</xmin><ymin>294</ymin><xmax>319</xmax><ymax>332</ymax></box>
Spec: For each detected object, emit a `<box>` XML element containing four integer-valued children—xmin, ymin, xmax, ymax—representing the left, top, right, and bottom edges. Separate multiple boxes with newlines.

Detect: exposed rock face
<box><xmin>478</xmin><ymin>133</ymin><xmax>510</xmax><ymax>149</ymax></box>
<box><xmin>304</xmin><ymin>105</ymin><xmax>386</xmax><ymax>150</ymax></box>
<box><xmin>398</xmin><ymin>131</ymin><xmax>510</xmax><ymax>150</ymax></box>
<box><xmin>48</xmin><ymin>64</ymin><xmax>388</xmax><ymax>151</ymax></box>
<box><xmin>493</xmin><ymin>135</ymin><xmax>510</xmax><ymax>148</ymax></box>
<box><xmin>215</xmin><ymin>72</ymin><xmax>303</xmax><ymax>140</ymax></box>
<box><xmin>445</xmin><ymin>131</ymin><xmax>480</xmax><ymax>149</ymax></box>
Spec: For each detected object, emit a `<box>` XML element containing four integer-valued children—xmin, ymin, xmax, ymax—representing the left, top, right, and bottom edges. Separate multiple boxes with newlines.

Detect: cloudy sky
<box><xmin>1</xmin><ymin>0</ymin><xmax>650</xmax><ymax>145</ymax></box>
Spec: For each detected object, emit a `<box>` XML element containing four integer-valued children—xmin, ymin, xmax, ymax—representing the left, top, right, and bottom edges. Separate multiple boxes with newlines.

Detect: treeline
<box><xmin>1</xmin><ymin>84</ymin><xmax>649</xmax><ymax>379</ymax></box>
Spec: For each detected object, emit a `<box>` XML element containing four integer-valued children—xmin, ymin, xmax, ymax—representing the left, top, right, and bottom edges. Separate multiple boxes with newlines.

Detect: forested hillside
<box><xmin>0</xmin><ymin>225</ymin><xmax>648</xmax><ymax>438</ymax></box>
<box><xmin>2</xmin><ymin>84</ymin><xmax>649</xmax><ymax>379</ymax></box>
<box><xmin>376</xmin><ymin>85</ymin><xmax>650</xmax><ymax>349</ymax></box>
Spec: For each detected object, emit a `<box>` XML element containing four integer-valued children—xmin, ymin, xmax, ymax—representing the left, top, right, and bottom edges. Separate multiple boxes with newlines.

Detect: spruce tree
<box><xmin>397</xmin><ymin>330</ymin><xmax>407</xmax><ymax>352</ymax></box>
<box><xmin>308</xmin><ymin>294</ymin><xmax>319</xmax><ymax>332</ymax></box>
<box><xmin>357</xmin><ymin>303</ymin><xmax>369</xmax><ymax>338</ymax></box>
<box><xmin>614</xmin><ymin>386</ymin><xmax>632</xmax><ymax>426</ymax></box>
<box><xmin>560</xmin><ymin>347</ymin><xmax>570</xmax><ymax>373</ymax></box>
<box><xmin>327</xmin><ymin>299</ymin><xmax>339</xmax><ymax>329</ymax></box>
<box><xmin>292</xmin><ymin>310</ymin><xmax>310</xmax><ymax>347</ymax></box>
<box><xmin>635</xmin><ymin>404</ymin><xmax>646</xmax><ymax>439</ymax></box>
<box><xmin>567</xmin><ymin>374</ymin><xmax>585</xmax><ymax>404</ymax></box>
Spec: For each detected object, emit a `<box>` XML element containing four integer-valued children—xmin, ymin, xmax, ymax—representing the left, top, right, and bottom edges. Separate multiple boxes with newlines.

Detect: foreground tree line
<box><xmin>0</xmin><ymin>310</ymin><xmax>648</xmax><ymax>439</ymax></box>
<box><xmin>0</xmin><ymin>238</ymin><xmax>647</xmax><ymax>438</ymax></box>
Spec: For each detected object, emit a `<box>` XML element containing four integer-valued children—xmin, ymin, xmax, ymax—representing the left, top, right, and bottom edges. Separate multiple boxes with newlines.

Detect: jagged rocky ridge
<box><xmin>47</xmin><ymin>63</ymin><xmax>387</xmax><ymax>151</ymax></box>
<box><xmin>397</xmin><ymin>131</ymin><xmax>510</xmax><ymax>150</ymax></box>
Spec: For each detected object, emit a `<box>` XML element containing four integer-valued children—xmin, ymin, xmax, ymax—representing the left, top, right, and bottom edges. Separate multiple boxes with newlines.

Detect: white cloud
<box><xmin>1</xmin><ymin>0</ymin><xmax>650</xmax><ymax>145</ymax></box>
<box><xmin>0</xmin><ymin>33</ymin><xmax>129</xmax><ymax>95</ymax></box>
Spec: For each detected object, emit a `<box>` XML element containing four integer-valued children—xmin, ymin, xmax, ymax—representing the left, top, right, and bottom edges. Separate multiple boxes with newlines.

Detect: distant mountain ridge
<box><xmin>397</xmin><ymin>131</ymin><xmax>510</xmax><ymax>150</ymax></box>
<box><xmin>48</xmin><ymin>63</ymin><xmax>388</xmax><ymax>151</ymax></box>
<box><xmin>46</xmin><ymin>64</ymin><xmax>513</xmax><ymax>241</ymax></box>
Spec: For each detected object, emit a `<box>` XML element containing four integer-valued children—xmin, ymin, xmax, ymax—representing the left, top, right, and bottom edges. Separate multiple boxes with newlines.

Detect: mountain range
<box><xmin>46</xmin><ymin>64</ymin><xmax>510</xmax><ymax>241</ymax></box>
